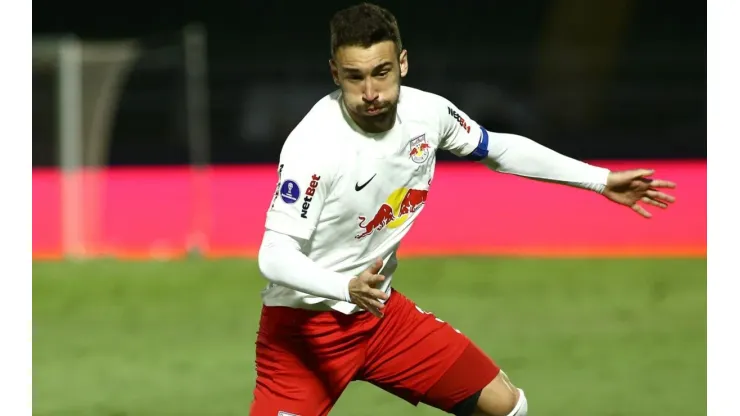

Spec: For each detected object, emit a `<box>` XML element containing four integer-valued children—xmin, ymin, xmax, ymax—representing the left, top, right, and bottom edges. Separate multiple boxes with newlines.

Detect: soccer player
<box><xmin>252</xmin><ymin>3</ymin><xmax>676</xmax><ymax>416</ymax></box>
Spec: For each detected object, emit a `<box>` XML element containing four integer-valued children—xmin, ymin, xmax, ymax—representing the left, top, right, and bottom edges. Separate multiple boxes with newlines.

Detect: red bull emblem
<box><xmin>356</xmin><ymin>188</ymin><xmax>429</xmax><ymax>239</ymax></box>
<box><xmin>408</xmin><ymin>134</ymin><xmax>431</xmax><ymax>164</ymax></box>
<box><xmin>398</xmin><ymin>188</ymin><xmax>427</xmax><ymax>216</ymax></box>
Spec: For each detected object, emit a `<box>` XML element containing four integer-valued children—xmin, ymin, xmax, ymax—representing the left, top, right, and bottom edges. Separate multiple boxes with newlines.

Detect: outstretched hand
<box><xmin>603</xmin><ymin>169</ymin><xmax>676</xmax><ymax>218</ymax></box>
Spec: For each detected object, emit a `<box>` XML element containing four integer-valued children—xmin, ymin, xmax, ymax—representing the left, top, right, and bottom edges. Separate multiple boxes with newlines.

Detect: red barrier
<box><xmin>32</xmin><ymin>161</ymin><xmax>706</xmax><ymax>259</ymax></box>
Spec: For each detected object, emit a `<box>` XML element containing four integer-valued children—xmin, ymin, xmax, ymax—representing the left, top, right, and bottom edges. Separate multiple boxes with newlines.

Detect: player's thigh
<box><xmin>250</xmin><ymin>308</ymin><xmax>364</xmax><ymax>416</ymax></box>
<box><xmin>361</xmin><ymin>291</ymin><xmax>499</xmax><ymax>409</ymax></box>
<box><xmin>250</xmin><ymin>337</ymin><xmax>341</xmax><ymax>416</ymax></box>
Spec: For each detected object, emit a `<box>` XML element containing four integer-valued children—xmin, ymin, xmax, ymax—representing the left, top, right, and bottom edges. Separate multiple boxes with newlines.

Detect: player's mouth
<box><xmin>365</xmin><ymin>106</ymin><xmax>386</xmax><ymax>115</ymax></box>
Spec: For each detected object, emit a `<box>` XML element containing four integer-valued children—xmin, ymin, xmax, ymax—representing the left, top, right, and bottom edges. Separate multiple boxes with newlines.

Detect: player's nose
<box><xmin>362</xmin><ymin>80</ymin><xmax>379</xmax><ymax>103</ymax></box>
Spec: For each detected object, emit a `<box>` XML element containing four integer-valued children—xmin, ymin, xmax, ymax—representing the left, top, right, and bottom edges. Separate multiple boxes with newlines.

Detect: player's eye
<box><xmin>376</xmin><ymin>71</ymin><xmax>389</xmax><ymax>78</ymax></box>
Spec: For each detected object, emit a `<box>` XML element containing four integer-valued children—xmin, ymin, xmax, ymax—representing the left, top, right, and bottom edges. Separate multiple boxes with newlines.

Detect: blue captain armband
<box><xmin>463</xmin><ymin>127</ymin><xmax>489</xmax><ymax>162</ymax></box>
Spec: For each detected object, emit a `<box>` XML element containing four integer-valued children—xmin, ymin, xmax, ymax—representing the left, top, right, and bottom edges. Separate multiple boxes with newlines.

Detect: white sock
<box><xmin>505</xmin><ymin>389</ymin><xmax>527</xmax><ymax>416</ymax></box>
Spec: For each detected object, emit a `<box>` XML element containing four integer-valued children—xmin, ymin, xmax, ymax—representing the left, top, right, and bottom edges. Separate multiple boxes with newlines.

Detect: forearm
<box><xmin>258</xmin><ymin>230</ymin><xmax>351</xmax><ymax>302</ymax></box>
<box><xmin>482</xmin><ymin>131</ymin><xmax>610</xmax><ymax>193</ymax></box>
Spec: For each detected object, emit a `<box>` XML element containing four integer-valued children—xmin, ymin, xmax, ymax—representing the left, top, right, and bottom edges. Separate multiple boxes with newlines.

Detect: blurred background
<box><xmin>33</xmin><ymin>0</ymin><xmax>705</xmax><ymax>168</ymax></box>
<box><xmin>32</xmin><ymin>1</ymin><xmax>707</xmax><ymax>415</ymax></box>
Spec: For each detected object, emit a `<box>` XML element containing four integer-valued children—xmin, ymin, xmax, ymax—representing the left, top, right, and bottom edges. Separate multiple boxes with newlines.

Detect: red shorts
<box><xmin>250</xmin><ymin>290</ymin><xmax>500</xmax><ymax>416</ymax></box>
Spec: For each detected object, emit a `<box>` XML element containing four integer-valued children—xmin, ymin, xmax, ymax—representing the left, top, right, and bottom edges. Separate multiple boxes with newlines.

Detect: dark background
<box><xmin>32</xmin><ymin>0</ymin><xmax>706</xmax><ymax>167</ymax></box>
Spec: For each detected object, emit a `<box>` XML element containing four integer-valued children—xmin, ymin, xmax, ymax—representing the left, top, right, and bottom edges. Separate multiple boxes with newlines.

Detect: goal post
<box><xmin>32</xmin><ymin>26</ymin><xmax>211</xmax><ymax>259</ymax></box>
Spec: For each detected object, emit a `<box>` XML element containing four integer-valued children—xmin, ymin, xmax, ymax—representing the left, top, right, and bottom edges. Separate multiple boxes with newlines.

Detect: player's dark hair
<box><xmin>329</xmin><ymin>3</ymin><xmax>402</xmax><ymax>58</ymax></box>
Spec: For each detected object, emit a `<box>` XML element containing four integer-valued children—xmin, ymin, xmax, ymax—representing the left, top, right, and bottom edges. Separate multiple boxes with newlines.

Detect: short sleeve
<box><xmin>265</xmin><ymin>138</ymin><xmax>336</xmax><ymax>241</ymax></box>
<box><xmin>437</xmin><ymin>99</ymin><xmax>489</xmax><ymax>161</ymax></box>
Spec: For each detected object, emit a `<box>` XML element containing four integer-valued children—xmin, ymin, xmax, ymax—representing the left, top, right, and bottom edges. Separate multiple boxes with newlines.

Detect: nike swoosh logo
<box><xmin>355</xmin><ymin>174</ymin><xmax>377</xmax><ymax>191</ymax></box>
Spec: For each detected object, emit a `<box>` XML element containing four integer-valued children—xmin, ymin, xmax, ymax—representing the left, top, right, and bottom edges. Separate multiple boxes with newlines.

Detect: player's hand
<box><xmin>603</xmin><ymin>169</ymin><xmax>676</xmax><ymax>218</ymax></box>
<box><xmin>348</xmin><ymin>257</ymin><xmax>389</xmax><ymax>318</ymax></box>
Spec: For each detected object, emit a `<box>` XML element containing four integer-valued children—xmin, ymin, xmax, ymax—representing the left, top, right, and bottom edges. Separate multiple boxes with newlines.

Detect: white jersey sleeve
<box><xmin>435</xmin><ymin>97</ymin><xmax>489</xmax><ymax>161</ymax></box>
<box><xmin>265</xmin><ymin>134</ymin><xmax>337</xmax><ymax>241</ymax></box>
<box><xmin>258</xmin><ymin>230</ymin><xmax>351</xmax><ymax>302</ymax></box>
<box><xmin>428</xmin><ymin>92</ymin><xmax>609</xmax><ymax>192</ymax></box>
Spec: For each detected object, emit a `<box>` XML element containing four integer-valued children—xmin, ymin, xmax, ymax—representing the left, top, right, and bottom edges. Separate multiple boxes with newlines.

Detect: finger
<box><xmin>646</xmin><ymin>189</ymin><xmax>676</xmax><ymax>203</ymax></box>
<box><xmin>362</xmin><ymin>305</ymin><xmax>383</xmax><ymax>318</ymax></box>
<box><xmin>366</xmin><ymin>298</ymin><xmax>385</xmax><ymax>311</ymax></box>
<box><xmin>365</xmin><ymin>257</ymin><xmax>384</xmax><ymax>274</ymax></box>
<box><xmin>633</xmin><ymin>169</ymin><xmax>655</xmax><ymax>179</ymax></box>
<box><xmin>361</xmin><ymin>300</ymin><xmax>385</xmax><ymax>318</ymax></box>
<box><xmin>648</xmin><ymin>179</ymin><xmax>676</xmax><ymax>189</ymax></box>
<box><xmin>367</xmin><ymin>288</ymin><xmax>389</xmax><ymax>300</ymax></box>
<box><xmin>631</xmin><ymin>203</ymin><xmax>652</xmax><ymax>218</ymax></box>
<box><xmin>362</xmin><ymin>273</ymin><xmax>385</xmax><ymax>286</ymax></box>
<box><xmin>642</xmin><ymin>196</ymin><xmax>668</xmax><ymax>209</ymax></box>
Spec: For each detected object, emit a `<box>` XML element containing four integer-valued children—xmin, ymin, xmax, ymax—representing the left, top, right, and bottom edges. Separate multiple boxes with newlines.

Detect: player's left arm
<box><xmin>437</xmin><ymin>100</ymin><xmax>676</xmax><ymax>217</ymax></box>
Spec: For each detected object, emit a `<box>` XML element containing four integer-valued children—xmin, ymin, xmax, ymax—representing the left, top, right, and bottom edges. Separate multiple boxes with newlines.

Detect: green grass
<box><xmin>33</xmin><ymin>258</ymin><xmax>706</xmax><ymax>416</ymax></box>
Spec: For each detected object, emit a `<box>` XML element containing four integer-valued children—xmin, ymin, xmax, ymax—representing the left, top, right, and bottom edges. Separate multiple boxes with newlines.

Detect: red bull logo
<box><xmin>409</xmin><ymin>142</ymin><xmax>431</xmax><ymax>157</ymax></box>
<box><xmin>398</xmin><ymin>188</ymin><xmax>427</xmax><ymax>216</ymax></box>
<box><xmin>356</xmin><ymin>187</ymin><xmax>429</xmax><ymax>239</ymax></box>
<box><xmin>408</xmin><ymin>134</ymin><xmax>431</xmax><ymax>164</ymax></box>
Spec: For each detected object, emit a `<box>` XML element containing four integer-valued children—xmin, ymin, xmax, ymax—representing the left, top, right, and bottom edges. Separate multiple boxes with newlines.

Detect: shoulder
<box><xmin>279</xmin><ymin>90</ymin><xmax>349</xmax><ymax>175</ymax></box>
<box><xmin>281</xmin><ymin>90</ymin><xmax>347</xmax><ymax>158</ymax></box>
<box><xmin>398</xmin><ymin>86</ymin><xmax>456</xmax><ymax>124</ymax></box>
<box><xmin>398</xmin><ymin>86</ymin><xmax>465</xmax><ymax>144</ymax></box>
<box><xmin>399</xmin><ymin>86</ymin><xmax>451</xmax><ymax>111</ymax></box>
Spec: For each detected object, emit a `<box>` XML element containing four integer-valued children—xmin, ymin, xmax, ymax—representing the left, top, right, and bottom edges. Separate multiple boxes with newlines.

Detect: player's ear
<box><xmin>399</xmin><ymin>49</ymin><xmax>408</xmax><ymax>78</ymax></box>
<box><xmin>329</xmin><ymin>59</ymin><xmax>340</xmax><ymax>86</ymax></box>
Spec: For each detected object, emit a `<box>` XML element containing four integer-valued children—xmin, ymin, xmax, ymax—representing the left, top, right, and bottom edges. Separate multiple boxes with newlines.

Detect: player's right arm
<box><xmin>258</xmin><ymin>230</ymin><xmax>352</xmax><ymax>302</ymax></box>
<box><xmin>259</xmin><ymin>134</ymin><xmax>352</xmax><ymax>302</ymax></box>
<box><xmin>258</xmin><ymin>135</ymin><xmax>388</xmax><ymax>311</ymax></box>
<box><xmin>259</xmin><ymin>231</ymin><xmax>389</xmax><ymax>316</ymax></box>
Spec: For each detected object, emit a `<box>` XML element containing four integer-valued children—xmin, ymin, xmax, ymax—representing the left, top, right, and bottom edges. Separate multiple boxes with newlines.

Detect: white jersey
<box><xmin>262</xmin><ymin>86</ymin><xmax>485</xmax><ymax>314</ymax></box>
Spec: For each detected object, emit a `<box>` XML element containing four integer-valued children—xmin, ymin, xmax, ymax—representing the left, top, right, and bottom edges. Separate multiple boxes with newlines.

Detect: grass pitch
<box><xmin>33</xmin><ymin>258</ymin><xmax>706</xmax><ymax>415</ymax></box>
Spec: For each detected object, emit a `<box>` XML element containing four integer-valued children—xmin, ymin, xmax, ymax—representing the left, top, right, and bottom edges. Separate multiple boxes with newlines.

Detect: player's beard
<box><xmin>342</xmin><ymin>83</ymin><xmax>401</xmax><ymax>133</ymax></box>
<box><xmin>347</xmin><ymin>89</ymin><xmax>400</xmax><ymax>133</ymax></box>
<box><xmin>357</xmin><ymin>103</ymin><xmax>396</xmax><ymax>132</ymax></box>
